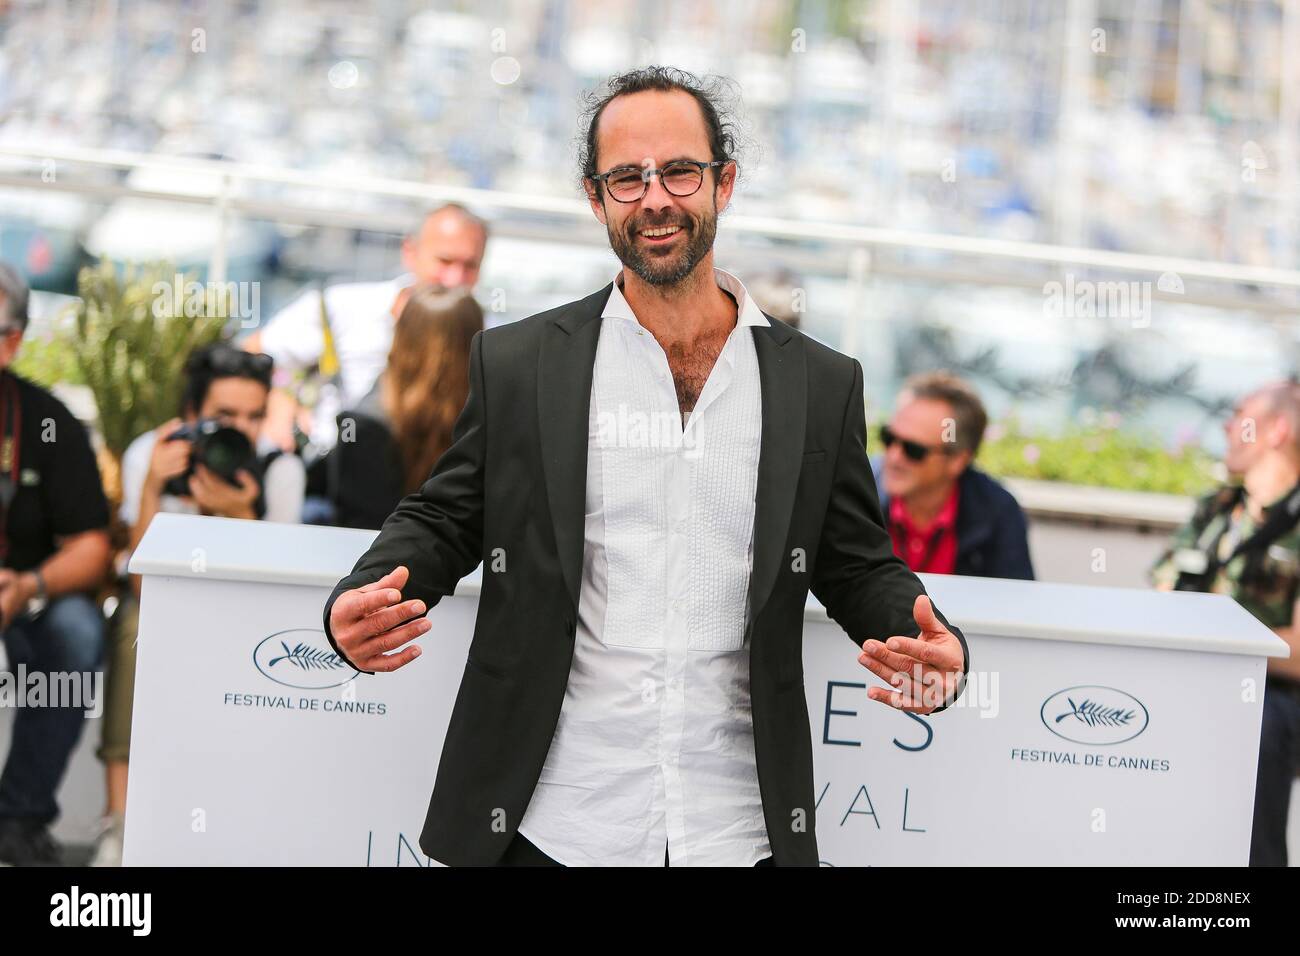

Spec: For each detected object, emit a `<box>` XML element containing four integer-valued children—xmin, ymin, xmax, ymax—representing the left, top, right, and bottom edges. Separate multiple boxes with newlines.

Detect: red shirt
<box><xmin>888</xmin><ymin>483</ymin><xmax>960</xmax><ymax>574</ymax></box>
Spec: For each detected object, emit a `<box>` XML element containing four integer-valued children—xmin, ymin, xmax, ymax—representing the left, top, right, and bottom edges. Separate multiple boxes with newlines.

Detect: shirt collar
<box><xmin>890</xmin><ymin>482</ymin><xmax>961</xmax><ymax>537</ymax></box>
<box><xmin>386</xmin><ymin>273</ymin><xmax>417</xmax><ymax>319</ymax></box>
<box><xmin>603</xmin><ymin>267</ymin><xmax>771</xmax><ymax>330</ymax></box>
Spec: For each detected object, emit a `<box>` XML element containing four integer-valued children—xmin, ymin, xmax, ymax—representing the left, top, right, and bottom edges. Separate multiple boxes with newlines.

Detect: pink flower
<box><xmin>1172</xmin><ymin>424</ymin><xmax>1199</xmax><ymax>453</ymax></box>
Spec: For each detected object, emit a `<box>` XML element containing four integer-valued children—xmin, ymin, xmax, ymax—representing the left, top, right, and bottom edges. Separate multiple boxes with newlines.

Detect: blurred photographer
<box><xmin>0</xmin><ymin>262</ymin><xmax>112</xmax><ymax>866</ymax></box>
<box><xmin>121</xmin><ymin>343</ymin><xmax>306</xmax><ymax>538</ymax></box>
<box><xmin>93</xmin><ymin>342</ymin><xmax>305</xmax><ymax>865</ymax></box>
<box><xmin>1151</xmin><ymin>381</ymin><xmax>1300</xmax><ymax>866</ymax></box>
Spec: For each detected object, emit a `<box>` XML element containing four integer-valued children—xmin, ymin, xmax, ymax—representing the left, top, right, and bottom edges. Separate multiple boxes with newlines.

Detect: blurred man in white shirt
<box><xmin>242</xmin><ymin>203</ymin><xmax>488</xmax><ymax>455</ymax></box>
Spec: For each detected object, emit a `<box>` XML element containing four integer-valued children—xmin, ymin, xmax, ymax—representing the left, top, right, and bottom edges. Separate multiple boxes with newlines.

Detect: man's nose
<box><xmin>439</xmin><ymin>264</ymin><xmax>469</xmax><ymax>288</ymax></box>
<box><xmin>638</xmin><ymin>171</ymin><xmax>675</xmax><ymax>212</ymax></box>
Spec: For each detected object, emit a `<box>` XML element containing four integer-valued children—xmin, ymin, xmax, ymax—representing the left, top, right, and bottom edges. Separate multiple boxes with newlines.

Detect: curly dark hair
<box><xmin>576</xmin><ymin>65</ymin><xmax>749</xmax><ymax>202</ymax></box>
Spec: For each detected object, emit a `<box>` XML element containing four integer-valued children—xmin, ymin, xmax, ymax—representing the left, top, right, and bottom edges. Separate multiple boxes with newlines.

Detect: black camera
<box><xmin>162</xmin><ymin>418</ymin><xmax>259</xmax><ymax>497</ymax></box>
<box><xmin>1170</xmin><ymin>547</ymin><xmax>1214</xmax><ymax>593</ymax></box>
<box><xmin>1172</xmin><ymin>569</ymin><xmax>1214</xmax><ymax>592</ymax></box>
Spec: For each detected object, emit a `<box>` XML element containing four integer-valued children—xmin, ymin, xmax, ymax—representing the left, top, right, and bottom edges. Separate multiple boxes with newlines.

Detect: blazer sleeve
<box><xmin>322</xmin><ymin>330</ymin><xmax>488</xmax><ymax>673</ymax></box>
<box><xmin>809</xmin><ymin>358</ymin><xmax>970</xmax><ymax>713</ymax></box>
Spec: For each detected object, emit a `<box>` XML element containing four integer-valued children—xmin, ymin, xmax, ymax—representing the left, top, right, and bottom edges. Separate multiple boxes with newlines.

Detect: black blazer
<box><xmin>322</xmin><ymin>282</ymin><xmax>970</xmax><ymax>866</ymax></box>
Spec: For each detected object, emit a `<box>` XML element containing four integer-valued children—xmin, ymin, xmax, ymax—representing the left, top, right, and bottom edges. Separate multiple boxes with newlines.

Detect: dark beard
<box><xmin>607</xmin><ymin>197</ymin><xmax>718</xmax><ymax>288</ymax></box>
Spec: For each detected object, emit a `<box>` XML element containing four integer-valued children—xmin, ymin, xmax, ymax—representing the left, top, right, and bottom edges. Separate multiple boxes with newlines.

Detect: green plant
<box><xmin>975</xmin><ymin>418</ymin><xmax>1218</xmax><ymax>495</ymax></box>
<box><xmin>866</xmin><ymin>412</ymin><xmax>1219</xmax><ymax>496</ymax></box>
<box><xmin>12</xmin><ymin>334</ymin><xmax>84</xmax><ymax>387</ymax></box>
<box><xmin>67</xmin><ymin>259</ymin><xmax>230</xmax><ymax>461</ymax></box>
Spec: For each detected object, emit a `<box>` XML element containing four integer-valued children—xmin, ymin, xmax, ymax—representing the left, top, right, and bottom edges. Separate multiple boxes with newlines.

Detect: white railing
<box><xmin>4</xmin><ymin>143</ymin><xmax>1300</xmax><ymax>298</ymax></box>
<box><xmin>7</xmin><ymin>143</ymin><xmax>1290</xmax><ymax>529</ymax></box>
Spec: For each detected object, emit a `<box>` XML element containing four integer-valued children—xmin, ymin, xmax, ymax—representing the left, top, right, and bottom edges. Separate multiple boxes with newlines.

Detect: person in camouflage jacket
<box><xmin>1150</xmin><ymin>483</ymin><xmax>1300</xmax><ymax>629</ymax></box>
<box><xmin>1150</xmin><ymin>382</ymin><xmax>1300</xmax><ymax>866</ymax></box>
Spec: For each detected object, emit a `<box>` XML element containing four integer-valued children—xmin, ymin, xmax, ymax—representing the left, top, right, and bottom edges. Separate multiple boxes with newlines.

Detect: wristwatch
<box><xmin>24</xmin><ymin>569</ymin><xmax>47</xmax><ymax>619</ymax></box>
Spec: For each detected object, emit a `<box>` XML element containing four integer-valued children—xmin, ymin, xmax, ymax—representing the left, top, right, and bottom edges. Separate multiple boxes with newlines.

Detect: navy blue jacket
<box><xmin>870</xmin><ymin>457</ymin><xmax>1035</xmax><ymax>580</ymax></box>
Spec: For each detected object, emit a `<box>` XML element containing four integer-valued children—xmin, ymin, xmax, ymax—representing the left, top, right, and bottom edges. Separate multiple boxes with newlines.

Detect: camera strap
<box><xmin>252</xmin><ymin>449</ymin><xmax>281</xmax><ymax>521</ymax></box>
<box><xmin>1200</xmin><ymin>481</ymin><xmax>1300</xmax><ymax>582</ymax></box>
<box><xmin>0</xmin><ymin>371</ymin><xmax>21</xmax><ymax>566</ymax></box>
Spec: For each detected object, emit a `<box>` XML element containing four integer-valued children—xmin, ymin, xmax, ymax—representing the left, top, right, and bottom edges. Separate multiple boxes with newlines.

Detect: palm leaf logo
<box><xmin>267</xmin><ymin>640</ymin><xmax>346</xmax><ymax>671</ymax></box>
<box><xmin>1055</xmin><ymin>697</ymin><xmax>1135</xmax><ymax>728</ymax></box>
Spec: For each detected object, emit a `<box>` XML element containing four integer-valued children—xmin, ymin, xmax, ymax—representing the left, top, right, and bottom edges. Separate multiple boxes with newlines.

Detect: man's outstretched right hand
<box><xmin>329</xmin><ymin>566</ymin><xmax>430</xmax><ymax>672</ymax></box>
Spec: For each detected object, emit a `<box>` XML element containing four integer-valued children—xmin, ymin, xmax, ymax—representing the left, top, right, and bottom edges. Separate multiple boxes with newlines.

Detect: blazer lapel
<box><xmin>537</xmin><ymin>288</ymin><xmax>807</xmax><ymax>625</ymax></box>
<box><xmin>748</xmin><ymin>318</ymin><xmax>806</xmax><ymax>625</ymax></box>
<box><xmin>537</xmin><ymin>283</ymin><xmax>612</xmax><ymax>612</ymax></box>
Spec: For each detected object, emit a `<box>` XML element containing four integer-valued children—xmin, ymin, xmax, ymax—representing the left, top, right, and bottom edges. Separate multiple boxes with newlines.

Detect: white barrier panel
<box><xmin>125</xmin><ymin>514</ymin><xmax>1288</xmax><ymax>865</ymax></box>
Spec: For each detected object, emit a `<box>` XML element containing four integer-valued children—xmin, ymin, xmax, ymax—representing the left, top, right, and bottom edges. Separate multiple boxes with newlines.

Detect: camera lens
<box><xmin>191</xmin><ymin>421</ymin><xmax>257</xmax><ymax>487</ymax></box>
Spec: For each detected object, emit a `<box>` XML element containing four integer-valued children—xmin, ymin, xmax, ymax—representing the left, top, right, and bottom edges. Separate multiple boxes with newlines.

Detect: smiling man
<box><xmin>871</xmin><ymin>371</ymin><xmax>1034</xmax><ymax>580</ymax></box>
<box><xmin>322</xmin><ymin>66</ymin><xmax>970</xmax><ymax>867</ymax></box>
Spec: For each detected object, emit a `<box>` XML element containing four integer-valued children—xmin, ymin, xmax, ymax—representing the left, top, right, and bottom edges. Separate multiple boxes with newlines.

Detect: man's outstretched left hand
<box><xmin>858</xmin><ymin>594</ymin><xmax>965</xmax><ymax>714</ymax></box>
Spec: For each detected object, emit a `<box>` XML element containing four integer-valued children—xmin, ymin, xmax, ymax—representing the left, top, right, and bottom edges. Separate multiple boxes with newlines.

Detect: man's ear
<box><xmin>714</xmin><ymin>161</ymin><xmax>738</xmax><ymax>214</ymax></box>
<box><xmin>947</xmin><ymin>449</ymin><xmax>973</xmax><ymax>478</ymax></box>
<box><xmin>1269</xmin><ymin>414</ymin><xmax>1293</xmax><ymax>451</ymax></box>
<box><xmin>583</xmin><ymin>179</ymin><xmax>608</xmax><ymax>226</ymax></box>
<box><xmin>399</xmin><ymin>235</ymin><xmax>417</xmax><ymax>273</ymax></box>
<box><xmin>0</xmin><ymin>330</ymin><xmax>21</xmax><ymax>367</ymax></box>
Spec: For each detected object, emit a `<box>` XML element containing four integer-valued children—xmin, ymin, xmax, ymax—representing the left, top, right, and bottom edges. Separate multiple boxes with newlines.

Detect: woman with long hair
<box><xmin>333</xmin><ymin>285</ymin><xmax>483</xmax><ymax>529</ymax></box>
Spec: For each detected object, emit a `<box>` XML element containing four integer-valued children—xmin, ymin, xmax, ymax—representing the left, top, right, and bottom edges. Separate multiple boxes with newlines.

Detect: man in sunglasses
<box><xmin>323</xmin><ymin>66</ymin><xmax>970</xmax><ymax>867</ymax></box>
<box><xmin>872</xmin><ymin>371</ymin><xmax>1033</xmax><ymax>580</ymax></box>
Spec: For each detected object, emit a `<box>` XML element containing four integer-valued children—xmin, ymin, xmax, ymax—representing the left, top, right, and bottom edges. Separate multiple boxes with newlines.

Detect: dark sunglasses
<box><xmin>198</xmin><ymin>344</ymin><xmax>274</xmax><ymax>385</ymax></box>
<box><xmin>879</xmin><ymin>425</ymin><xmax>944</xmax><ymax>463</ymax></box>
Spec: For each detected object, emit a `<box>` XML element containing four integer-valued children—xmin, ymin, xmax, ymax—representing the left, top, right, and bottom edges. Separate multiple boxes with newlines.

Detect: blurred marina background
<box><xmin>4</xmin><ymin>0</ymin><xmax>1300</xmax><ymax>862</ymax></box>
<box><xmin>2</xmin><ymin>0</ymin><xmax>1299</xmax><ymax>469</ymax></box>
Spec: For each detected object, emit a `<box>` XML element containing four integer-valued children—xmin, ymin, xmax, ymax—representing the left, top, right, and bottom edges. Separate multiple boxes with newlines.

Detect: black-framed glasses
<box><xmin>591</xmin><ymin>159</ymin><xmax>730</xmax><ymax>203</ymax></box>
<box><xmin>880</xmin><ymin>425</ymin><xmax>947</xmax><ymax>463</ymax></box>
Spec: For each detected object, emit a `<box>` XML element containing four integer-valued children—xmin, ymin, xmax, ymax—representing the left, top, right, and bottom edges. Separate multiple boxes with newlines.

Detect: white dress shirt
<box><xmin>517</xmin><ymin>267</ymin><xmax>773</xmax><ymax>866</ymax></box>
